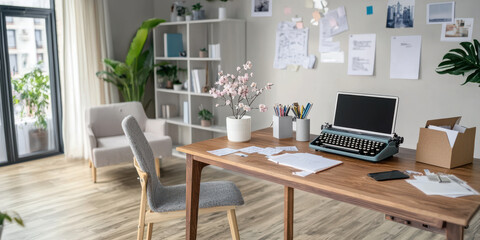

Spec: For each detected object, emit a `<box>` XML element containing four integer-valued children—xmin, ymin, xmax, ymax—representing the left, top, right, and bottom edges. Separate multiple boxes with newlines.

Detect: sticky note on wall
<box><xmin>366</xmin><ymin>6</ymin><xmax>373</xmax><ymax>15</ymax></box>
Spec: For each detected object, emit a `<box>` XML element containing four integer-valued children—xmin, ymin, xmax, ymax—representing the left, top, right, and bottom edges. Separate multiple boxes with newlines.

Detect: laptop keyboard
<box><xmin>311</xmin><ymin>132</ymin><xmax>387</xmax><ymax>156</ymax></box>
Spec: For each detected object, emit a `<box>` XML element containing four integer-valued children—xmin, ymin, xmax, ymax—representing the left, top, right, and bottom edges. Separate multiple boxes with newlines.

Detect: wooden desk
<box><xmin>177</xmin><ymin>128</ymin><xmax>480</xmax><ymax>240</ymax></box>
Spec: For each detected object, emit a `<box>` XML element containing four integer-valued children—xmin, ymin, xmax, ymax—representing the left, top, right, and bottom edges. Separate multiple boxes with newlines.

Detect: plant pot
<box><xmin>176</xmin><ymin>16</ymin><xmax>185</xmax><ymax>21</ymax></box>
<box><xmin>199</xmin><ymin>9</ymin><xmax>206</xmax><ymax>20</ymax></box>
<box><xmin>29</xmin><ymin>128</ymin><xmax>48</xmax><ymax>152</ymax></box>
<box><xmin>226</xmin><ymin>116</ymin><xmax>251</xmax><ymax>142</ymax></box>
<box><xmin>192</xmin><ymin>10</ymin><xmax>200</xmax><ymax>20</ymax></box>
<box><xmin>201</xmin><ymin>119</ymin><xmax>211</xmax><ymax>127</ymax></box>
<box><xmin>173</xmin><ymin>84</ymin><xmax>182</xmax><ymax>91</ymax></box>
<box><xmin>218</xmin><ymin>7</ymin><xmax>227</xmax><ymax>19</ymax></box>
<box><xmin>199</xmin><ymin>51</ymin><xmax>208</xmax><ymax>58</ymax></box>
<box><xmin>186</xmin><ymin>15</ymin><xmax>192</xmax><ymax>21</ymax></box>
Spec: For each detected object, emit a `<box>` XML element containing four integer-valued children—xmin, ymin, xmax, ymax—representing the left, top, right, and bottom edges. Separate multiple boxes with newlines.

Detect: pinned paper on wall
<box><xmin>320</xmin><ymin>6</ymin><xmax>349</xmax><ymax>38</ymax></box>
<box><xmin>347</xmin><ymin>34</ymin><xmax>376</xmax><ymax>75</ymax></box>
<box><xmin>319</xmin><ymin>23</ymin><xmax>340</xmax><ymax>53</ymax></box>
<box><xmin>310</xmin><ymin>10</ymin><xmax>321</xmax><ymax>26</ymax></box>
<box><xmin>366</xmin><ymin>6</ymin><xmax>373</xmax><ymax>15</ymax></box>
<box><xmin>320</xmin><ymin>52</ymin><xmax>344</xmax><ymax>63</ymax></box>
<box><xmin>390</xmin><ymin>35</ymin><xmax>422</xmax><ymax>79</ymax></box>
<box><xmin>274</xmin><ymin>21</ymin><xmax>316</xmax><ymax>69</ymax></box>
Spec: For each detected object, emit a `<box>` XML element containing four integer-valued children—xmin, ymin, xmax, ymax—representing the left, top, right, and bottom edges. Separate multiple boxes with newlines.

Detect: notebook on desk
<box><xmin>309</xmin><ymin>92</ymin><xmax>404</xmax><ymax>162</ymax></box>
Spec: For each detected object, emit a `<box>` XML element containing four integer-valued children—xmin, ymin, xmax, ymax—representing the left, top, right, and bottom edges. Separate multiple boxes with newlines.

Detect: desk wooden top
<box><xmin>177</xmin><ymin>128</ymin><xmax>480</xmax><ymax>226</ymax></box>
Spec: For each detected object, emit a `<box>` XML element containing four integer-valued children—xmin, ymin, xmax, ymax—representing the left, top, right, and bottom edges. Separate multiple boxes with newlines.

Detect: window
<box><xmin>7</xmin><ymin>30</ymin><xmax>15</xmax><ymax>48</ymax></box>
<box><xmin>36</xmin><ymin>53</ymin><xmax>43</xmax><ymax>63</ymax></box>
<box><xmin>35</xmin><ymin>30</ymin><xmax>43</xmax><ymax>48</ymax></box>
<box><xmin>21</xmin><ymin>53</ymin><xmax>28</xmax><ymax>68</ymax></box>
<box><xmin>9</xmin><ymin>54</ymin><xmax>17</xmax><ymax>75</ymax></box>
<box><xmin>0</xmin><ymin>0</ymin><xmax>50</xmax><ymax>9</ymax></box>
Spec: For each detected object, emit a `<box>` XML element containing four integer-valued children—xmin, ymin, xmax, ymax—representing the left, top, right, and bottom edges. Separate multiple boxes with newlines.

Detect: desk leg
<box><xmin>186</xmin><ymin>154</ymin><xmax>208</xmax><ymax>240</ymax></box>
<box><xmin>446</xmin><ymin>222</ymin><xmax>464</xmax><ymax>240</ymax></box>
<box><xmin>284</xmin><ymin>186</ymin><xmax>294</xmax><ymax>240</ymax></box>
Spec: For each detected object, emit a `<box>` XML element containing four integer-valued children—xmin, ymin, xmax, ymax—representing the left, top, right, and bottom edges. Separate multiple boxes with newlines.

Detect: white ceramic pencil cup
<box><xmin>273</xmin><ymin>115</ymin><xmax>293</xmax><ymax>139</ymax></box>
<box><xmin>295</xmin><ymin>118</ymin><xmax>310</xmax><ymax>141</ymax></box>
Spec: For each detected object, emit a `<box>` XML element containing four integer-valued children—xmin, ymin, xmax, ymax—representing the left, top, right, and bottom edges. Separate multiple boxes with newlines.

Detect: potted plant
<box><xmin>199</xmin><ymin>48</ymin><xmax>208</xmax><ymax>58</ymax></box>
<box><xmin>173</xmin><ymin>79</ymin><xmax>183</xmax><ymax>91</ymax></box>
<box><xmin>185</xmin><ymin>8</ymin><xmax>192</xmax><ymax>21</ymax></box>
<box><xmin>0</xmin><ymin>211</ymin><xmax>24</xmax><ymax>239</ymax></box>
<box><xmin>209</xmin><ymin>61</ymin><xmax>273</xmax><ymax>142</ymax></box>
<box><xmin>436</xmin><ymin>39</ymin><xmax>480</xmax><ymax>85</ymax></box>
<box><xmin>156</xmin><ymin>62</ymin><xmax>186</xmax><ymax>89</ymax></box>
<box><xmin>198</xmin><ymin>106</ymin><xmax>213</xmax><ymax>127</ymax></box>
<box><xmin>12</xmin><ymin>62</ymin><xmax>50</xmax><ymax>152</ymax></box>
<box><xmin>97</xmin><ymin>18</ymin><xmax>165</xmax><ymax>107</ymax></box>
<box><xmin>192</xmin><ymin>3</ymin><xmax>205</xmax><ymax>20</ymax></box>
<box><xmin>176</xmin><ymin>5</ymin><xmax>186</xmax><ymax>21</ymax></box>
<box><xmin>218</xmin><ymin>0</ymin><xmax>228</xmax><ymax>19</ymax></box>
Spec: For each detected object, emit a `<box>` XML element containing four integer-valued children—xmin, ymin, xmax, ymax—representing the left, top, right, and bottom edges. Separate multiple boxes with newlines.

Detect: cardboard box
<box><xmin>416</xmin><ymin>117</ymin><xmax>476</xmax><ymax>169</ymax></box>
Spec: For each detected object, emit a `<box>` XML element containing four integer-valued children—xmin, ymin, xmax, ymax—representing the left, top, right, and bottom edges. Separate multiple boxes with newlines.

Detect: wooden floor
<box><xmin>2</xmin><ymin>155</ymin><xmax>480</xmax><ymax>240</ymax></box>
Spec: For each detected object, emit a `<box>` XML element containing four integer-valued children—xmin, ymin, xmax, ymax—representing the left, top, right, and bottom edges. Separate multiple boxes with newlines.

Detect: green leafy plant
<box><xmin>436</xmin><ymin>39</ymin><xmax>480</xmax><ymax>86</ymax></box>
<box><xmin>12</xmin><ymin>62</ymin><xmax>50</xmax><ymax>130</ymax></box>
<box><xmin>176</xmin><ymin>6</ymin><xmax>186</xmax><ymax>16</ymax></box>
<box><xmin>200</xmin><ymin>48</ymin><xmax>207</xmax><ymax>52</ymax></box>
<box><xmin>192</xmin><ymin>3</ymin><xmax>202</xmax><ymax>10</ymax></box>
<box><xmin>198</xmin><ymin>108</ymin><xmax>213</xmax><ymax>121</ymax></box>
<box><xmin>96</xmin><ymin>18</ymin><xmax>165</xmax><ymax>103</ymax></box>
<box><xmin>0</xmin><ymin>211</ymin><xmax>24</xmax><ymax>227</ymax></box>
<box><xmin>156</xmin><ymin>63</ymin><xmax>186</xmax><ymax>85</ymax></box>
<box><xmin>173</xmin><ymin>79</ymin><xmax>182</xmax><ymax>85</ymax></box>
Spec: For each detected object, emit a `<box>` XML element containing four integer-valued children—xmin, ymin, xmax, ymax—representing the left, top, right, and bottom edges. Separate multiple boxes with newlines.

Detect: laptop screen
<box><xmin>333</xmin><ymin>92</ymin><xmax>399</xmax><ymax>136</ymax></box>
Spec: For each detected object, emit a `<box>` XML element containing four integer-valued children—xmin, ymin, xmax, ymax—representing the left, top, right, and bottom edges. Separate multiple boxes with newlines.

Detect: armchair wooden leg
<box><xmin>89</xmin><ymin>160</ymin><xmax>92</xmax><ymax>168</ymax></box>
<box><xmin>146</xmin><ymin>223</ymin><xmax>153</xmax><ymax>240</ymax></box>
<box><xmin>154</xmin><ymin>157</ymin><xmax>161</xmax><ymax>180</ymax></box>
<box><xmin>227</xmin><ymin>208</ymin><xmax>240</xmax><ymax>240</ymax></box>
<box><xmin>92</xmin><ymin>165</ymin><xmax>97</xmax><ymax>183</ymax></box>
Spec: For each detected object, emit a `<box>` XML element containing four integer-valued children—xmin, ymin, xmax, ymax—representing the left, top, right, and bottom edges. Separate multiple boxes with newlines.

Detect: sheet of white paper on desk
<box><xmin>238</xmin><ymin>146</ymin><xmax>264</xmax><ymax>154</ymax></box>
<box><xmin>390</xmin><ymin>35</ymin><xmax>422</xmax><ymax>79</ymax></box>
<box><xmin>293</xmin><ymin>170</ymin><xmax>314</xmax><ymax>177</ymax></box>
<box><xmin>406</xmin><ymin>180</ymin><xmax>474</xmax><ymax>196</ymax></box>
<box><xmin>348</xmin><ymin>34</ymin><xmax>376</xmax><ymax>76</ymax></box>
<box><xmin>258</xmin><ymin>147</ymin><xmax>283</xmax><ymax>156</ymax></box>
<box><xmin>207</xmin><ymin>148</ymin><xmax>239</xmax><ymax>156</ymax></box>
<box><xmin>428</xmin><ymin>125</ymin><xmax>458</xmax><ymax>148</ymax></box>
<box><xmin>275</xmin><ymin>146</ymin><xmax>298</xmax><ymax>151</ymax></box>
<box><xmin>269</xmin><ymin>153</ymin><xmax>342</xmax><ymax>173</ymax></box>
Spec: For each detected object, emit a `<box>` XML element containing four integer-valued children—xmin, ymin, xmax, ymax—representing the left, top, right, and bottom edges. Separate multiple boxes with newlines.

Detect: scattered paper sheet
<box><xmin>238</xmin><ymin>146</ymin><xmax>264</xmax><ymax>154</ymax></box>
<box><xmin>234</xmin><ymin>153</ymin><xmax>248</xmax><ymax>157</ymax></box>
<box><xmin>428</xmin><ymin>125</ymin><xmax>459</xmax><ymax>148</ymax></box>
<box><xmin>348</xmin><ymin>34</ymin><xmax>376</xmax><ymax>75</ymax></box>
<box><xmin>269</xmin><ymin>153</ymin><xmax>342</xmax><ymax>176</ymax></box>
<box><xmin>274</xmin><ymin>21</ymin><xmax>316</xmax><ymax>69</ymax></box>
<box><xmin>390</xmin><ymin>35</ymin><xmax>421</xmax><ymax>79</ymax></box>
<box><xmin>258</xmin><ymin>147</ymin><xmax>284</xmax><ymax>156</ymax></box>
<box><xmin>320</xmin><ymin>6</ymin><xmax>348</xmax><ymax>38</ymax></box>
<box><xmin>275</xmin><ymin>146</ymin><xmax>298</xmax><ymax>151</ymax></box>
<box><xmin>320</xmin><ymin>52</ymin><xmax>344</xmax><ymax>63</ymax></box>
<box><xmin>406</xmin><ymin>172</ymin><xmax>479</xmax><ymax>198</ymax></box>
<box><xmin>318</xmin><ymin>23</ymin><xmax>340</xmax><ymax>53</ymax></box>
<box><xmin>207</xmin><ymin>148</ymin><xmax>239</xmax><ymax>156</ymax></box>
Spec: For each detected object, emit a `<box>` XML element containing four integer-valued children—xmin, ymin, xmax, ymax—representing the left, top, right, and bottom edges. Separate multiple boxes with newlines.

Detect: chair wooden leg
<box><xmin>227</xmin><ymin>209</ymin><xmax>240</xmax><ymax>240</ymax></box>
<box><xmin>91</xmin><ymin>165</ymin><xmax>97</xmax><ymax>183</ymax></box>
<box><xmin>89</xmin><ymin>160</ymin><xmax>92</xmax><ymax>168</ymax></box>
<box><xmin>146</xmin><ymin>223</ymin><xmax>153</xmax><ymax>240</ymax></box>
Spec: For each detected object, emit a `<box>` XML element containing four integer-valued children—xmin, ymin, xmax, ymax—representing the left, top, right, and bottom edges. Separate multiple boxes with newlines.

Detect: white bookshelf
<box><xmin>153</xmin><ymin>19</ymin><xmax>246</xmax><ymax>157</ymax></box>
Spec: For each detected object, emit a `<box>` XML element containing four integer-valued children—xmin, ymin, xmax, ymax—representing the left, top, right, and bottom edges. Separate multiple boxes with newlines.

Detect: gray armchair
<box><xmin>85</xmin><ymin>102</ymin><xmax>172</xmax><ymax>183</ymax></box>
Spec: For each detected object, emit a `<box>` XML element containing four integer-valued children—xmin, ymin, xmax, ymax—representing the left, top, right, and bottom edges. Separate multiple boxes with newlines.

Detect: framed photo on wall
<box><xmin>252</xmin><ymin>0</ymin><xmax>272</xmax><ymax>17</ymax></box>
<box><xmin>427</xmin><ymin>2</ymin><xmax>455</xmax><ymax>24</ymax></box>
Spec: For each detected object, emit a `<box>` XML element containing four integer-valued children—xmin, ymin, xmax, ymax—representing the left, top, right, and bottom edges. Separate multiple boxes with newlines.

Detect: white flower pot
<box><xmin>226</xmin><ymin>116</ymin><xmax>251</xmax><ymax>142</ymax></box>
<box><xmin>218</xmin><ymin>7</ymin><xmax>227</xmax><ymax>19</ymax></box>
<box><xmin>173</xmin><ymin>84</ymin><xmax>182</xmax><ymax>91</ymax></box>
<box><xmin>185</xmin><ymin>15</ymin><xmax>192</xmax><ymax>21</ymax></box>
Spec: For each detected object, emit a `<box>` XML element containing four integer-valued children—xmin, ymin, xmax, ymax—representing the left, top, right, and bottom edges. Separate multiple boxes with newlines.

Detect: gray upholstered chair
<box><xmin>85</xmin><ymin>102</ymin><xmax>172</xmax><ymax>183</ymax></box>
<box><xmin>121</xmin><ymin>115</ymin><xmax>244</xmax><ymax>240</ymax></box>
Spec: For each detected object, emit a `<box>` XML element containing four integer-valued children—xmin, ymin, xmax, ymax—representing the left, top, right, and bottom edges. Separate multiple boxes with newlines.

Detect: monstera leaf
<box><xmin>436</xmin><ymin>39</ymin><xmax>480</xmax><ymax>86</ymax></box>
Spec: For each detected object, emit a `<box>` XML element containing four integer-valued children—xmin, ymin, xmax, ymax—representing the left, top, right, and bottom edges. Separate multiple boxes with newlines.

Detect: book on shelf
<box><xmin>191</xmin><ymin>69</ymin><xmax>206</xmax><ymax>93</ymax></box>
<box><xmin>208</xmin><ymin>43</ymin><xmax>221</xmax><ymax>59</ymax></box>
<box><xmin>183</xmin><ymin>101</ymin><xmax>189</xmax><ymax>124</ymax></box>
<box><xmin>164</xmin><ymin>33</ymin><xmax>184</xmax><ymax>57</ymax></box>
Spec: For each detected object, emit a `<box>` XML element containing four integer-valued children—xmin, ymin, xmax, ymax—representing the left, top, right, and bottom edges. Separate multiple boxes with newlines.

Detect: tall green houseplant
<box><xmin>12</xmin><ymin>62</ymin><xmax>50</xmax><ymax>130</ymax></box>
<box><xmin>96</xmin><ymin>18</ymin><xmax>165</xmax><ymax>103</ymax></box>
<box><xmin>436</xmin><ymin>39</ymin><xmax>480</xmax><ymax>86</ymax></box>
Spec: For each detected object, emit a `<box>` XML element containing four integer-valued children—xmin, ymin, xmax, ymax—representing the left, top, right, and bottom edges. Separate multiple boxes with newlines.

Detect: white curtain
<box><xmin>55</xmin><ymin>0</ymin><xmax>116</xmax><ymax>160</ymax></box>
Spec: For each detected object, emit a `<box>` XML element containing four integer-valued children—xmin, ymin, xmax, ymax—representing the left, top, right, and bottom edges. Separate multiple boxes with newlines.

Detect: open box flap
<box><xmin>425</xmin><ymin>116</ymin><xmax>461</xmax><ymax>129</ymax></box>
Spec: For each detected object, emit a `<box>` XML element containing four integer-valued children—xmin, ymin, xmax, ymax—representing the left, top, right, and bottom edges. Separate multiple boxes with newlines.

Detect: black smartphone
<box><xmin>368</xmin><ymin>170</ymin><xmax>409</xmax><ymax>181</ymax></box>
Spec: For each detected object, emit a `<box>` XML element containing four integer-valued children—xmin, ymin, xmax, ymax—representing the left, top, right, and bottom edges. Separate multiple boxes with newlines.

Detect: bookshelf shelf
<box><xmin>153</xmin><ymin>19</ymin><xmax>245</xmax><ymax>156</ymax></box>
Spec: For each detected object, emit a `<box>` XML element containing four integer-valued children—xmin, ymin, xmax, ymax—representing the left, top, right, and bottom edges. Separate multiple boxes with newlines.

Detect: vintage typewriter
<box><xmin>309</xmin><ymin>92</ymin><xmax>404</xmax><ymax>162</ymax></box>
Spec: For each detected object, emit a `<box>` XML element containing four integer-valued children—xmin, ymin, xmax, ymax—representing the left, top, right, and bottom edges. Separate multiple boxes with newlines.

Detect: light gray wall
<box><xmin>152</xmin><ymin>0</ymin><xmax>480</xmax><ymax>157</ymax></box>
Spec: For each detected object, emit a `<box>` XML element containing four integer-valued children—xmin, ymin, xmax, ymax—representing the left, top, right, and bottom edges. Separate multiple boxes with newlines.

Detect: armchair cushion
<box><xmin>92</xmin><ymin>133</ymin><xmax>172</xmax><ymax>168</ymax></box>
<box><xmin>145</xmin><ymin>119</ymin><xmax>167</xmax><ymax>136</ymax></box>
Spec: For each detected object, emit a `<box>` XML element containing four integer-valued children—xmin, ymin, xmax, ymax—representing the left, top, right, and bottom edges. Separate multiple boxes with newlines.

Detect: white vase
<box><xmin>226</xmin><ymin>116</ymin><xmax>251</xmax><ymax>142</ymax></box>
<box><xmin>173</xmin><ymin>84</ymin><xmax>182</xmax><ymax>91</ymax></box>
<box><xmin>218</xmin><ymin>7</ymin><xmax>227</xmax><ymax>19</ymax></box>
